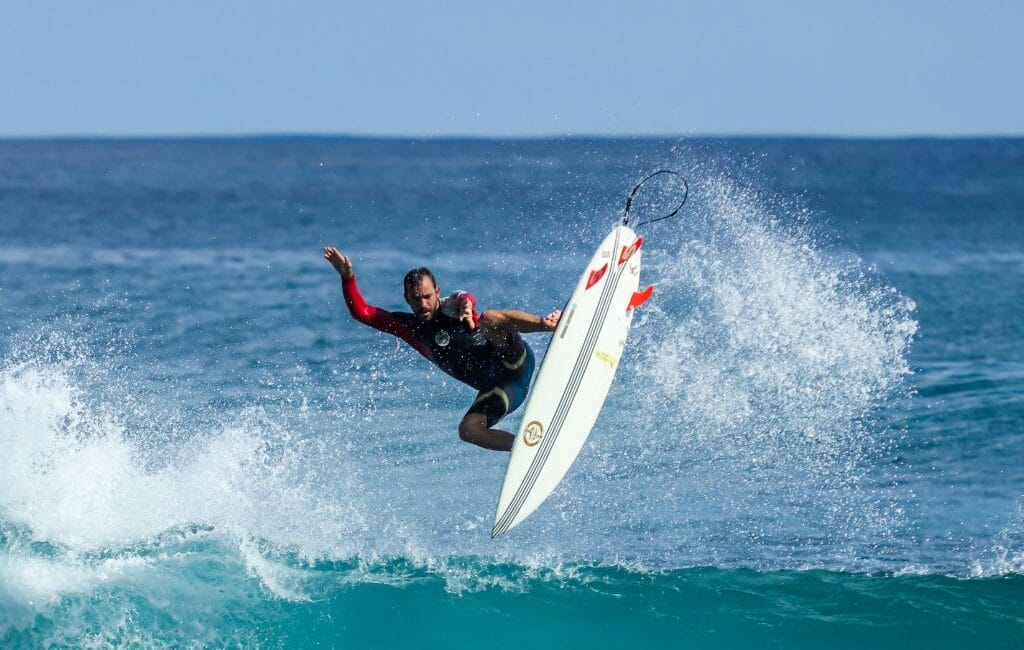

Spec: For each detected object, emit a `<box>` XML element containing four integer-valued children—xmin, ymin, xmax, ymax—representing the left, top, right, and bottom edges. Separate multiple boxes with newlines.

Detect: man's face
<box><xmin>404</xmin><ymin>276</ymin><xmax>440</xmax><ymax>321</ymax></box>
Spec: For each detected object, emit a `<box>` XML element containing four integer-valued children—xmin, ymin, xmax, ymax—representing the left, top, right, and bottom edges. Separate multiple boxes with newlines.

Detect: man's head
<box><xmin>403</xmin><ymin>267</ymin><xmax>440</xmax><ymax>321</ymax></box>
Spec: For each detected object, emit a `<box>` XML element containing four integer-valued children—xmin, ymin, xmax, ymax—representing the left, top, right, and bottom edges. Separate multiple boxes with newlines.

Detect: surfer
<box><xmin>324</xmin><ymin>246</ymin><xmax>561</xmax><ymax>452</ymax></box>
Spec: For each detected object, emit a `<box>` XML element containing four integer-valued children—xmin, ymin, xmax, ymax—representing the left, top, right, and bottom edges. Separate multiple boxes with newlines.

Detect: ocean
<box><xmin>1</xmin><ymin>137</ymin><xmax>1021</xmax><ymax>648</ymax></box>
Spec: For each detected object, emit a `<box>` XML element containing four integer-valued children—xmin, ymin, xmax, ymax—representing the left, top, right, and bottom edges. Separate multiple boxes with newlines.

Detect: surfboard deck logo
<box><xmin>522</xmin><ymin>420</ymin><xmax>544</xmax><ymax>446</ymax></box>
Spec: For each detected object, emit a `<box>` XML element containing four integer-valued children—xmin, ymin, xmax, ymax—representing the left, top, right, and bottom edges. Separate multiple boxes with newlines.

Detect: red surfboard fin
<box><xmin>628</xmin><ymin>285</ymin><xmax>654</xmax><ymax>310</ymax></box>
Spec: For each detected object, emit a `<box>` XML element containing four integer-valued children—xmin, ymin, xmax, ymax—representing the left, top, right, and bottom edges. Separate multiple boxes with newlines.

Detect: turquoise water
<box><xmin>4</xmin><ymin>534</ymin><xmax>1022</xmax><ymax>649</ymax></box>
<box><xmin>1</xmin><ymin>137</ymin><xmax>1022</xmax><ymax>647</ymax></box>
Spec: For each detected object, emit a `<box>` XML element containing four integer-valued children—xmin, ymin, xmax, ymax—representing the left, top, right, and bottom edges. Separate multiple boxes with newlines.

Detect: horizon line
<box><xmin>1</xmin><ymin>131</ymin><xmax>1023</xmax><ymax>143</ymax></box>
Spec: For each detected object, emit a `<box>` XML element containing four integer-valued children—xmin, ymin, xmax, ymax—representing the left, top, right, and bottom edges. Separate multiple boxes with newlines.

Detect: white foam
<box><xmin>970</xmin><ymin>545</ymin><xmax>1024</xmax><ymax>578</ymax></box>
<box><xmin>0</xmin><ymin>355</ymin><xmax>366</xmax><ymax>574</ymax></box>
<box><xmin>236</xmin><ymin>535</ymin><xmax>311</xmax><ymax>601</ymax></box>
<box><xmin>970</xmin><ymin>499</ymin><xmax>1024</xmax><ymax>577</ymax></box>
<box><xmin>0</xmin><ymin>553</ymin><xmax>150</xmax><ymax>609</ymax></box>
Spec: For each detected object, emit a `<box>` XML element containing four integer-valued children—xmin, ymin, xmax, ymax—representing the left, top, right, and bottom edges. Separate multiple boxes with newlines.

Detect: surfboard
<box><xmin>492</xmin><ymin>224</ymin><xmax>651</xmax><ymax>537</ymax></box>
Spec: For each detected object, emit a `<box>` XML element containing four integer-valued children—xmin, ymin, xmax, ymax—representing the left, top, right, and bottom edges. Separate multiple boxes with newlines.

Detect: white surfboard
<box><xmin>492</xmin><ymin>224</ymin><xmax>651</xmax><ymax>537</ymax></box>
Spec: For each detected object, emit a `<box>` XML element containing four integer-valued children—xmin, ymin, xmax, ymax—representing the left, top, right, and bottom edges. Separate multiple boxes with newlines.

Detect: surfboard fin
<box><xmin>628</xmin><ymin>285</ymin><xmax>654</xmax><ymax>310</ymax></box>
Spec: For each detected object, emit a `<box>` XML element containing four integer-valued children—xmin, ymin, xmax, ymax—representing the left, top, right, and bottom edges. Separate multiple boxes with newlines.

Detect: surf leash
<box><xmin>622</xmin><ymin>169</ymin><xmax>689</xmax><ymax>228</ymax></box>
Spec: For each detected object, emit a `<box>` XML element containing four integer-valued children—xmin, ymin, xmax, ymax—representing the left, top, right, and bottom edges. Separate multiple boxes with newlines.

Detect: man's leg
<box><xmin>460</xmin><ymin>347</ymin><xmax>536</xmax><ymax>452</ymax></box>
<box><xmin>458</xmin><ymin>413</ymin><xmax>514</xmax><ymax>452</ymax></box>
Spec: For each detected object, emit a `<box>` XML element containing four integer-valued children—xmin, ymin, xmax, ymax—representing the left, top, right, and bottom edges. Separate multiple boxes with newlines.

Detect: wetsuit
<box><xmin>342</xmin><ymin>274</ymin><xmax>534</xmax><ymax>426</ymax></box>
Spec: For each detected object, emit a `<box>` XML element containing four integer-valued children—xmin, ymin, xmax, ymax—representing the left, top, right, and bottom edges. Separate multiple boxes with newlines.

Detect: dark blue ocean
<box><xmin>1</xmin><ymin>137</ymin><xmax>1021</xmax><ymax>648</ymax></box>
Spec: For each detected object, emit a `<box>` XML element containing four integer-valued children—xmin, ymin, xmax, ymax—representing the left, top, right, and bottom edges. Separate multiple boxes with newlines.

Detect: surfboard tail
<box><xmin>492</xmin><ymin>504</ymin><xmax>520</xmax><ymax>537</ymax></box>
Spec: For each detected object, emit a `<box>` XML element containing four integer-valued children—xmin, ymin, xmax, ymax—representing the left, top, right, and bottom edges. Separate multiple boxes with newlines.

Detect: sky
<box><xmin>1</xmin><ymin>1</ymin><xmax>1021</xmax><ymax>138</ymax></box>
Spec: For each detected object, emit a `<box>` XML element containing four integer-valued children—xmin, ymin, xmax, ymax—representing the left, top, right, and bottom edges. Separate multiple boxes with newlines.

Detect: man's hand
<box><xmin>541</xmin><ymin>310</ymin><xmax>562</xmax><ymax>331</ymax></box>
<box><xmin>459</xmin><ymin>296</ymin><xmax>477</xmax><ymax>330</ymax></box>
<box><xmin>323</xmin><ymin>246</ymin><xmax>353</xmax><ymax>278</ymax></box>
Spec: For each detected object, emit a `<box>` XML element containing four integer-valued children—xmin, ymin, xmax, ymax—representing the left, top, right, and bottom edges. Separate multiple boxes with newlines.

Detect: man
<box><xmin>324</xmin><ymin>246</ymin><xmax>561</xmax><ymax>451</ymax></box>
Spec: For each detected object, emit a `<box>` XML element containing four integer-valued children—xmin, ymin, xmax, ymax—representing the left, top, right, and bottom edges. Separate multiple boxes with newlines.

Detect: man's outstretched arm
<box><xmin>478</xmin><ymin>309</ymin><xmax>561</xmax><ymax>342</ymax></box>
<box><xmin>323</xmin><ymin>246</ymin><xmax>432</xmax><ymax>359</ymax></box>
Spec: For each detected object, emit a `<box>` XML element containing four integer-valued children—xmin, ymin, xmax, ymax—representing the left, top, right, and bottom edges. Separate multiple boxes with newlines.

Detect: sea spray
<box><xmin>620</xmin><ymin>172</ymin><xmax>918</xmax><ymax>567</ymax></box>
<box><xmin>972</xmin><ymin>498</ymin><xmax>1024</xmax><ymax>577</ymax></box>
<box><xmin>0</xmin><ymin>352</ymin><xmax>367</xmax><ymax>589</ymax></box>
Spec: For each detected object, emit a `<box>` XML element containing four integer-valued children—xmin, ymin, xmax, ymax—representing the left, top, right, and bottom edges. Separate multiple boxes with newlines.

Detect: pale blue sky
<box><xmin>1</xmin><ymin>1</ymin><xmax>1020</xmax><ymax>137</ymax></box>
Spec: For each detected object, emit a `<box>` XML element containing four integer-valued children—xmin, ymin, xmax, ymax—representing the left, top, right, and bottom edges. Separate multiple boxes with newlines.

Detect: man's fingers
<box><xmin>323</xmin><ymin>247</ymin><xmax>350</xmax><ymax>267</ymax></box>
<box><xmin>460</xmin><ymin>301</ymin><xmax>476</xmax><ymax>329</ymax></box>
<box><xmin>324</xmin><ymin>247</ymin><xmax>352</xmax><ymax>277</ymax></box>
<box><xmin>542</xmin><ymin>310</ymin><xmax>562</xmax><ymax>331</ymax></box>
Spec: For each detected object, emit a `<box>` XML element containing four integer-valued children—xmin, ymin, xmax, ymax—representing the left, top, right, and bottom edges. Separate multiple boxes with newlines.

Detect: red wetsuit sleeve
<box><xmin>341</xmin><ymin>274</ymin><xmax>432</xmax><ymax>360</ymax></box>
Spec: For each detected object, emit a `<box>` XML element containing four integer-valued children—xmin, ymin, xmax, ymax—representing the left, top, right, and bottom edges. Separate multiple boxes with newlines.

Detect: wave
<box><xmin>3</xmin><ymin>523</ymin><xmax>1022</xmax><ymax>649</ymax></box>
